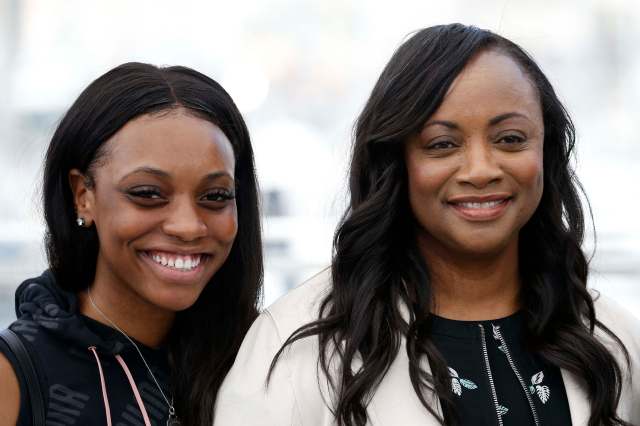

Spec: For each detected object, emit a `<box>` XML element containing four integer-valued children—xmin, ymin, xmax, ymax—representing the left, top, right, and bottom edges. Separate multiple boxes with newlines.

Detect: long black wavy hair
<box><xmin>42</xmin><ymin>62</ymin><xmax>262</xmax><ymax>426</ymax></box>
<box><xmin>271</xmin><ymin>24</ymin><xmax>630</xmax><ymax>426</ymax></box>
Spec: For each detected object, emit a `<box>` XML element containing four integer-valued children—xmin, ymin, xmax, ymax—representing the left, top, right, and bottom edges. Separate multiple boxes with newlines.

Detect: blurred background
<box><xmin>0</xmin><ymin>0</ymin><xmax>638</xmax><ymax>326</ymax></box>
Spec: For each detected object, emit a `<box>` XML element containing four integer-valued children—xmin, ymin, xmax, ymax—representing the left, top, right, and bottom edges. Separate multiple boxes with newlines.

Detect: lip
<box><xmin>142</xmin><ymin>246</ymin><xmax>213</xmax><ymax>256</ymax></box>
<box><xmin>447</xmin><ymin>193</ymin><xmax>512</xmax><ymax>203</ymax></box>
<box><xmin>138</xmin><ymin>250</ymin><xmax>209</xmax><ymax>284</ymax></box>
<box><xmin>447</xmin><ymin>194</ymin><xmax>513</xmax><ymax>221</ymax></box>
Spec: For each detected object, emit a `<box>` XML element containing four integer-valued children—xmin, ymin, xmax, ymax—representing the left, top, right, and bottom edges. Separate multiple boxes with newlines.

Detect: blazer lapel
<box><xmin>561</xmin><ymin>369</ymin><xmax>590</xmax><ymax>425</ymax></box>
<box><xmin>369</xmin><ymin>340</ymin><xmax>443</xmax><ymax>425</ymax></box>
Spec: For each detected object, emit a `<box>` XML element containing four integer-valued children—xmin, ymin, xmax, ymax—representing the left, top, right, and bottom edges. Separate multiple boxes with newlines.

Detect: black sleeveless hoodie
<box><xmin>0</xmin><ymin>271</ymin><xmax>172</xmax><ymax>425</ymax></box>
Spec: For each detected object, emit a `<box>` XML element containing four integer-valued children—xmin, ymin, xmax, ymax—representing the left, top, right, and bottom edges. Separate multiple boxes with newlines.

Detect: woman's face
<box><xmin>405</xmin><ymin>50</ymin><xmax>544</xmax><ymax>258</ymax></box>
<box><xmin>71</xmin><ymin>109</ymin><xmax>237</xmax><ymax>312</ymax></box>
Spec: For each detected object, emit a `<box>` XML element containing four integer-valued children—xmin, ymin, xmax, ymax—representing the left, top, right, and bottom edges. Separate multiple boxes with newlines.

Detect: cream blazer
<box><xmin>214</xmin><ymin>270</ymin><xmax>640</xmax><ymax>425</ymax></box>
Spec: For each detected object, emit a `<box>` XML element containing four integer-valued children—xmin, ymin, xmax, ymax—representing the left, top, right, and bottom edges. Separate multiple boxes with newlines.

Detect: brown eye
<box><xmin>498</xmin><ymin>134</ymin><xmax>526</xmax><ymax>145</ymax></box>
<box><xmin>427</xmin><ymin>140</ymin><xmax>457</xmax><ymax>150</ymax></box>
<box><xmin>199</xmin><ymin>189</ymin><xmax>235</xmax><ymax>209</ymax></box>
<box><xmin>202</xmin><ymin>190</ymin><xmax>235</xmax><ymax>202</ymax></box>
<box><xmin>129</xmin><ymin>187</ymin><xmax>162</xmax><ymax>199</ymax></box>
<box><xmin>126</xmin><ymin>186</ymin><xmax>167</xmax><ymax>206</ymax></box>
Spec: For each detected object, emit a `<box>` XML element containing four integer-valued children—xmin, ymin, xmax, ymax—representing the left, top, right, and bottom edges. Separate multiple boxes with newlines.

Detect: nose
<box><xmin>456</xmin><ymin>141</ymin><xmax>503</xmax><ymax>188</ymax></box>
<box><xmin>162</xmin><ymin>196</ymin><xmax>207</xmax><ymax>242</ymax></box>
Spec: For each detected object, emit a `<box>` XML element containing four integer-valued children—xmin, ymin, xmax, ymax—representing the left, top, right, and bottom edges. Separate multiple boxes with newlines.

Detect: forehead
<box><xmin>100</xmin><ymin>110</ymin><xmax>235</xmax><ymax>177</ymax></box>
<box><xmin>431</xmin><ymin>49</ymin><xmax>541</xmax><ymax>122</ymax></box>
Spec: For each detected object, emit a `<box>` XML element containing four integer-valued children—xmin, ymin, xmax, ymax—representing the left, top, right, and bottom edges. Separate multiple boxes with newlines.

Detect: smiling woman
<box><xmin>0</xmin><ymin>63</ymin><xmax>262</xmax><ymax>426</ymax></box>
<box><xmin>214</xmin><ymin>24</ymin><xmax>640</xmax><ymax>426</ymax></box>
<box><xmin>70</xmin><ymin>112</ymin><xmax>239</xmax><ymax>315</ymax></box>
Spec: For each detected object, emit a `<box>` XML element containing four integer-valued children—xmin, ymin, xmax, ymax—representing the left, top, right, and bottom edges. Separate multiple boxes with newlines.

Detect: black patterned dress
<box><xmin>430</xmin><ymin>312</ymin><xmax>573</xmax><ymax>425</ymax></box>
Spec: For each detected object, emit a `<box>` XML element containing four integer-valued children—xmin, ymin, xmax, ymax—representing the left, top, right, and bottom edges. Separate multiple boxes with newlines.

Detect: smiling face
<box><xmin>405</xmin><ymin>49</ymin><xmax>544</xmax><ymax>259</ymax></box>
<box><xmin>71</xmin><ymin>109</ymin><xmax>237</xmax><ymax>313</ymax></box>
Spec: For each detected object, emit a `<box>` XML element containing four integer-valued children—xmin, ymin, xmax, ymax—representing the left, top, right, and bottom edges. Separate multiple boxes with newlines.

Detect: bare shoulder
<box><xmin>0</xmin><ymin>351</ymin><xmax>20</xmax><ymax>425</ymax></box>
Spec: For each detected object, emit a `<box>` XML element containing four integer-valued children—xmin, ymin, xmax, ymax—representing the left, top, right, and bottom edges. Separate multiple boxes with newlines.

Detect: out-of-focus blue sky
<box><xmin>0</xmin><ymin>0</ymin><xmax>638</xmax><ymax>325</ymax></box>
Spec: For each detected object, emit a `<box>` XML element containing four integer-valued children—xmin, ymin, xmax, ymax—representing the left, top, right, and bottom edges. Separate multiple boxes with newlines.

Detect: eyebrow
<box><xmin>488</xmin><ymin>112</ymin><xmax>529</xmax><ymax>126</ymax></box>
<box><xmin>120</xmin><ymin>167</ymin><xmax>232</xmax><ymax>182</ymax></box>
<box><xmin>423</xmin><ymin>120</ymin><xmax>459</xmax><ymax>130</ymax></box>
<box><xmin>121</xmin><ymin>166</ymin><xmax>170</xmax><ymax>180</ymax></box>
<box><xmin>202</xmin><ymin>171</ymin><xmax>233</xmax><ymax>182</ymax></box>
<box><xmin>423</xmin><ymin>112</ymin><xmax>530</xmax><ymax>130</ymax></box>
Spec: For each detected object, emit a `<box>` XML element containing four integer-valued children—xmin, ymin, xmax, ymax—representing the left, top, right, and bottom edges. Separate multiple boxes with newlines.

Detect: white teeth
<box><xmin>148</xmin><ymin>252</ymin><xmax>202</xmax><ymax>272</ymax></box>
<box><xmin>458</xmin><ymin>200</ymin><xmax>504</xmax><ymax>209</ymax></box>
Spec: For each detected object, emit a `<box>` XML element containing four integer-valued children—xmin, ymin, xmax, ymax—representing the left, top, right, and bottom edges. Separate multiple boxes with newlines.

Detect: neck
<box><xmin>79</xmin><ymin>265</ymin><xmax>175</xmax><ymax>348</ymax></box>
<box><xmin>419</xmin><ymin>237</ymin><xmax>521</xmax><ymax>321</ymax></box>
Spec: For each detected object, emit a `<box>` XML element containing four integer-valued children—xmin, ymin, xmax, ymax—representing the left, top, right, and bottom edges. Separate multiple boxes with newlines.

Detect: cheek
<box><xmin>208</xmin><ymin>205</ymin><xmax>238</xmax><ymax>245</ymax></box>
<box><xmin>94</xmin><ymin>199</ymin><xmax>157</xmax><ymax>247</ymax></box>
<box><xmin>536</xmin><ymin>170</ymin><xmax>544</xmax><ymax>198</ymax></box>
<box><xmin>406</xmin><ymin>159</ymin><xmax>453</xmax><ymax>207</ymax></box>
<box><xmin>509</xmin><ymin>152</ymin><xmax>544</xmax><ymax>213</ymax></box>
<box><xmin>516</xmin><ymin>155</ymin><xmax>543</xmax><ymax>194</ymax></box>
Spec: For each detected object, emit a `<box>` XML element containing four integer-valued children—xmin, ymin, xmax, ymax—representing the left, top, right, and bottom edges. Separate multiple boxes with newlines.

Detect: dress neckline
<box><xmin>429</xmin><ymin>310</ymin><xmax>524</xmax><ymax>340</ymax></box>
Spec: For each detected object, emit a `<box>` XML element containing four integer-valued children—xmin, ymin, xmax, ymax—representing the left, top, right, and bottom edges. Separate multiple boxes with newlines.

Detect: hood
<box><xmin>15</xmin><ymin>270</ymin><xmax>128</xmax><ymax>355</ymax></box>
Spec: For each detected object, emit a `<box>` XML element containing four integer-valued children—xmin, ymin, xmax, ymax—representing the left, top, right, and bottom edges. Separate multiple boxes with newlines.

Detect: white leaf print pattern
<box><xmin>448</xmin><ymin>367</ymin><xmax>459</xmax><ymax>378</ymax></box>
<box><xmin>536</xmin><ymin>385</ymin><xmax>550</xmax><ymax>404</ymax></box>
<box><xmin>448</xmin><ymin>367</ymin><xmax>462</xmax><ymax>395</ymax></box>
<box><xmin>452</xmin><ymin>378</ymin><xmax>462</xmax><ymax>396</ymax></box>
<box><xmin>448</xmin><ymin>367</ymin><xmax>477</xmax><ymax>397</ymax></box>
<box><xmin>459</xmin><ymin>379</ymin><xmax>478</xmax><ymax>390</ymax></box>
<box><xmin>492</xmin><ymin>324</ymin><xmax>501</xmax><ymax>340</ymax></box>
<box><xmin>531</xmin><ymin>371</ymin><xmax>544</xmax><ymax>385</ymax></box>
<box><xmin>497</xmin><ymin>404</ymin><xmax>509</xmax><ymax>416</ymax></box>
<box><xmin>530</xmin><ymin>371</ymin><xmax>551</xmax><ymax>404</ymax></box>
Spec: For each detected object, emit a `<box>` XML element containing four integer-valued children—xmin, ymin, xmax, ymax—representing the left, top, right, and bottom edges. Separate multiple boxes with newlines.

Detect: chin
<box><xmin>458</xmin><ymin>241</ymin><xmax>514</xmax><ymax>259</ymax></box>
<box><xmin>149</xmin><ymin>289</ymin><xmax>203</xmax><ymax>312</ymax></box>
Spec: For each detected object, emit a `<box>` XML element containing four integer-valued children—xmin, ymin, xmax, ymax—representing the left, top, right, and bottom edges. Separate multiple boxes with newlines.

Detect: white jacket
<box><xmin>214</xmin><ymin>269</ymin><xmax>640</xmax><ymax>425</ymax></box>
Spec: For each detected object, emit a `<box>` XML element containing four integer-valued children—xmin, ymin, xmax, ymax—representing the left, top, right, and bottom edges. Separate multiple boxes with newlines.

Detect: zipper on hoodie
<box><xmin>492</xmin><ymin>325</ymin><xmax>541</xmax><ymax>426</ymax></box>
<box><xmin>478</xmin><ymin>324</ymin><xmax>504</xmax><ymax>426</ymax></box>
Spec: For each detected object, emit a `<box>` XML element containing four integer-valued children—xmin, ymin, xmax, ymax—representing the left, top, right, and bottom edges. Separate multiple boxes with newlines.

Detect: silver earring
<box><xmin>76</xmin><ymin>217</ymin><xmax>86</xmax><ymax>227</ymax></box>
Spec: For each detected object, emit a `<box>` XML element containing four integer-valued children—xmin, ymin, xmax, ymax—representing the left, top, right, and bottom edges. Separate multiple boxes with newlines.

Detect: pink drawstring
<box><xmin>88</xmin><ymin>346</ymin><xmax>112</xmax><ymax>426</ymax></box>
<box><xmin>88</xmin><ymin>348</ymin><xmax>151</xmax><ymax>426</ymax></box>
<box><xmin>115</xmin><ymin>354</ymin><xmax>152</xmax><ymax>426</ymax></box>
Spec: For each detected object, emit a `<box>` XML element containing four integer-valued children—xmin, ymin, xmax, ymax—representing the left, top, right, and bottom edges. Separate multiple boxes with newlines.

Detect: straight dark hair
<box><xmin>43</xmin><ymin>62</ymin><xmax>263</xmax><ymax>426</ymax></box>
<box><xmin>271</xmin><ymin>24</ymin><xmax>630</xmax><ymax>426</ymax></box>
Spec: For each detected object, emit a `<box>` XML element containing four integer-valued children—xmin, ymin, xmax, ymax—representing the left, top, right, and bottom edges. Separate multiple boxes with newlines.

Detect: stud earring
<box><xmin>76</xmin><ymin>217</ymin><xmax>86</xmax><ymax>227</ymax></box>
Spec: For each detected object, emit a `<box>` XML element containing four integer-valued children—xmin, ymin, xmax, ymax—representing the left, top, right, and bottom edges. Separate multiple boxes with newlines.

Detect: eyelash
<box><xmin>126</xmin><ymin>186</ymin><xmax>235</xmax><ymax>206</ymax></box>
<box><xmin>200</xmin><ymin>189</ymin><xmax>235</xmax><ymax>202</ymax></box>
<box><xmin>426</xmin><ymin>140</ymin><xmax>457</xmax><ymax>150</ymax></box>
<box><xmin>425</xmin><ymin>134</ymin><xmax>526</xmax><ymax>151</ymax></box>
<box><xmin>128</xmin><ymin>187</ymin><xmax>163</xmax><ymax>199</ymax></box>
<box><xmin>497</xmin><ymin>134</ymin><xmax>526</xmax><ymax>145</ymax></box>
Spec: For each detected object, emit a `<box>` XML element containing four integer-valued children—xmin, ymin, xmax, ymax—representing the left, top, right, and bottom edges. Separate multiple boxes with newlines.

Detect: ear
<box><xmin>68</xmin><ymin>169</ymin><xmax>96</xmax><ymax>227</ymax></box>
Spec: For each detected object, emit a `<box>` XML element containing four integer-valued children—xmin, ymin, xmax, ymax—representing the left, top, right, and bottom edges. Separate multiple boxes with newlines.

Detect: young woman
<box><xmin>214</xmin><ymin>24</ymin><xmax>640</xmax><ymax>425</ymax></box>
<box><xmin>0</xmin><ymin>62</ymin><xmax>262</xmax><ymax>425</ymax></box>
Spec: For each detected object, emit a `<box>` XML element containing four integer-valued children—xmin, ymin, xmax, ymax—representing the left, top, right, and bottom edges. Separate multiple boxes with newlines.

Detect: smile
<box><xmin>448</xmin><ymin>196</ymin><xmax>512</xmax><ymax>221</ymax></box>
<box><xmin>454</xmin><ymin>200</ymin><xmax>506</xmax><ymax>209</ymax></box>
<box><xmin>144</xmin><ymin>250</ymin><xmax>204</xmax><ymax>272</ymax></box>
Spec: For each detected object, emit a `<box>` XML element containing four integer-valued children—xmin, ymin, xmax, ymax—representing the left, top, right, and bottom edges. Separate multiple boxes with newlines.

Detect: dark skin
<box><xmin>0</xmin><ymin>354</ymin><xmax>19</xmax><ymax>425</ymax></box>
<box><xmin>405</xmin><ymin>50</ymin><xmax>545</xmax><ymax>321</ymax></box>
<box><xmin>74</xmin><ymin>109</ymin><xmax>238</xmax><ymax>347</ymax></box>
<box><xmin>0</xmin><ymin>109</ymin><xmax>238</xmax><ymax>422</ymax></box>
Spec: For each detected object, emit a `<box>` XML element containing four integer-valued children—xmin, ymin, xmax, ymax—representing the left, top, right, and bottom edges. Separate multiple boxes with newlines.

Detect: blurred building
<box><xmin>0</xmin><ymin>0</ymin><xmax>639</xmax><ymax>326</ymax></box>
